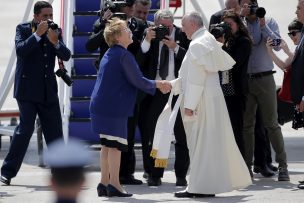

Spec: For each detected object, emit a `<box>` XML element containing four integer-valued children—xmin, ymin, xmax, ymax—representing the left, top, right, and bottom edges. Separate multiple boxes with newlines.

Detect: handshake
<box><xmin>156</xmin><ymin>80</ymin><xmax>172</xmax><ymax>94</ymax></box>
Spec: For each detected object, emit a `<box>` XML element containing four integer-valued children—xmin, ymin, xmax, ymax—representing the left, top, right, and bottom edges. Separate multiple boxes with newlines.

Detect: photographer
<box><xmin>211</xmin><ymin>11</ymin><xmax>252</xmax><ymax>175</ymax></box>
<box><xmin>239</xmin><ymin>0</ymin><xmax>290</xmax><ymax>181</ymax></box>
<box><xmin>137</xmin><ymin>9</ymin><xmax>190</xmax><ymax>186</ymax></box>
<box><xmin>86</xmin><ymin>0</ymin><xmax>147</xmax><ymax>186</ymax></box>
<box><xmin>86</xmin><ymin>0</ymin><xmax>146</xmax><ymax>69</ymax></box>
<box><xmin>0</xmin><ymin>1</ymin><xmax>71</xmax><ymax>185</ymax></box>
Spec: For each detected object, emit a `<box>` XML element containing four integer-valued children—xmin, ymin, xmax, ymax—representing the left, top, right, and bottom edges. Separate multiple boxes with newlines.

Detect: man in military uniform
<box><xmin>0</xmin><ymin>1</ymin><xmax>71</xmax><ymax>185</ymax></box>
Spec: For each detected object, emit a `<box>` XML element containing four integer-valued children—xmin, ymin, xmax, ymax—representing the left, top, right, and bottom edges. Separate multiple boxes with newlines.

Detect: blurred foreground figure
<box><xmin>44</xmin><ymin>139</ymin><xmax>92</xmax><ymax>203</ymax></box>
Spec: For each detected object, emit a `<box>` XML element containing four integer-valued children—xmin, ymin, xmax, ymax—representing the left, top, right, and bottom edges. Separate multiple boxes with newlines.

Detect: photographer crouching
<box><xmin>0</xmin><ymin>1</ymin><xmax>71</xmax><ymax>185</ymax></box>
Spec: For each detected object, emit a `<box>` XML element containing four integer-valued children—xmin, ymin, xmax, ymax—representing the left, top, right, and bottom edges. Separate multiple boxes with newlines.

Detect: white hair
<box><xmin>185</xmin><ymin>11</ymin><xmax>204</xmax><ymax>28</ymax></box>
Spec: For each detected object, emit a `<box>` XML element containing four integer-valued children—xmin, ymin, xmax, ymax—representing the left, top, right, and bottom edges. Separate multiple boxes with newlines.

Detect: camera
<box><xmin>153</xmin><ymin>25</ymin><xmax>170</xmax><ymax>41</ymax></box>
<box><xmin>97</xmin><ymin>0</ymin><xmax>130</xmax><ymax>20</ymax></box>
<box><xmin>271</xmin><ymin>38</ymin><xmax>281</xmax><ymax>46</ymax></box>
<box><xmin>210</xmin><ymin>22</ymin><xmax>231</xmax><ymax>39</ymax></box>
<box><xmin>55</xmin><ymin>68</ymin><xmax>73</xmax><ymax>86</ymax></box>
<box><xmin>248</xmin><ymin>3</ymin><xmax>266</xmax><ymax>18</ymax></box>
<box><xmin>47</xmin><ymin>19</ymin><xmax>58</xmax><ymax>30</ymax></box>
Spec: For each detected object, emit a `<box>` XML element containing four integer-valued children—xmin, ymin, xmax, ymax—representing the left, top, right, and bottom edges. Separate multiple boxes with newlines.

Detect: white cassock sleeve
<box><xmin>183</xmin><ymin>40</ymin><xmax>235</xmax><ymax>111</ymax></box>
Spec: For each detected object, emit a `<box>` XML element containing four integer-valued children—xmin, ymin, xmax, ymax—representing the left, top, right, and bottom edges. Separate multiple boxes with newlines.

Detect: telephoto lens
<box><xmin>55</xmin><ymin>68</ymin><xmax>73</xmax><ymax>86</ymax></box>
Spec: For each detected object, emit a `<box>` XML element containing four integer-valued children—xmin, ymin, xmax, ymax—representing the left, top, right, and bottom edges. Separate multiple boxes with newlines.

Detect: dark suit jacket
<box><xmin>137</xmin><ymin>26</ymin><xmax>190</xmax><ymax>80</ymax></box>
<box><xmin>291</xmin><ymin>36</ymin><xmax>304</xmax><ymax>104</ymax></box>
<box><xmin>14</xmin><ymin>22</ymin><xmax>71</xmax><ymax>102</ymax></box>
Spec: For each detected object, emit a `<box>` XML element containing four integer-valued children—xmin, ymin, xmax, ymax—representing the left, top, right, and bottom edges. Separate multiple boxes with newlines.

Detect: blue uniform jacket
<box><xmin>13</xmin><ymin>22</ymin><xmax>71</xmax><ymax>102</ymax></box>
<box><xmin>90</xmin><ymin>45</ymin><xmax>156</xmax><ymax>131</ymax></box>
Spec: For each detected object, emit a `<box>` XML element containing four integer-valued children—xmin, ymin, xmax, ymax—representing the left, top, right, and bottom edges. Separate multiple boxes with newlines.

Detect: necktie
<box><xmin>159</xmin><ymin>44</ymin><xmax>169</xmax><ymax>80</ymax></box>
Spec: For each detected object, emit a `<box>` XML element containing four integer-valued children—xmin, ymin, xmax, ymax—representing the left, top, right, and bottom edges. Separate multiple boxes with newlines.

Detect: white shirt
<box><xmin>141</xmin><ymin>27</ymin><xmax>178</xmax><ymax>81</ymax></box>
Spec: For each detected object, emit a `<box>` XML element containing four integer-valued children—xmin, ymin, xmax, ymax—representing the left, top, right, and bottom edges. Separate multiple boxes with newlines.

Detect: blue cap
<box><xmin>44</xmin><ymin>138</ymin><xmax>93</xmax><ymax>168</ymax></box>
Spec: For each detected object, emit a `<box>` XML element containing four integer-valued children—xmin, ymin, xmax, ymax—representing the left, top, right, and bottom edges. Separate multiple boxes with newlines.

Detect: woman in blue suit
<box><xmin>90</xmin><ymin>18</ymin><xmax>171</xmax><ymax>197</ymax></box>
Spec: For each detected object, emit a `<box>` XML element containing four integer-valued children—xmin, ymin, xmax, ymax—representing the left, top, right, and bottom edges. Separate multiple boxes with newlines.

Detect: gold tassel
<box><xmin>154</xmin><ymin>159</ymin><xmax>168</xmax><ymax>168</ymax></box>
<box><xmin>150</xmin><ymin>149</ymin><xmax>158</xmax><ymax>158</ymax></box>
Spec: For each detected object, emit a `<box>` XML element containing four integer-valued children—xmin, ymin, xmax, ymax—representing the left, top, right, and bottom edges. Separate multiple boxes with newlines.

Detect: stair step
<box><xmin>70</xmin><ymin>97</ymin><xmax>90</xmax><ymax>118</ymax></box>
<box><xmin>71</xmin><ymin>76</ymin><xmax>97</xmax><ymax>97</ymax></box>
<box><xmin>74</xmin><ymin>58</ymin><xmax>97</xmax><ymax>75</ymax></box>
<box><xmin>69</xmin><ymin>118</ymin><xmax>99</xmax><ymax>143</ymax></box>
<box><xmin>73</xmin><ymin>35</ymin><xmax>99</xmax><ymax>54</ymax></box>
<box><xmin>74</xmin><ymin>15</ymin><xmax>98</xmax><ymax>33</ymax></box>
<box><xmin>75</xmin><ymin>0</ymin><xmax>100</xmax><ymax>12</ymax></box>
<box><xmin>72</xmin><ymin>54</ymin><xmax>99</xmax><ymax>59</ymax></box>
<box><xmin>74</xmin><ymin>11</ymin><xmax>99</xmax><ymax>16</ymax></box>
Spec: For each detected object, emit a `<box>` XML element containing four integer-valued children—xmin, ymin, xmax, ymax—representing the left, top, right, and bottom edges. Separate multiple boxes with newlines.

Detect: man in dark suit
<box><xmin>0</xmin><ymin>1</ymin><xmax>71</xmax><ymax>185</ymax></box>
<box><xmin>293</xmin><ymin>0</ymin><xmax>304</xmax><ymax>189</ymax></box>
<box><xmin>86</xmin><ymin>0</ymin><xmax>146</xmax><ymax>185</ymax></box>
<box><xmin>137</xmin><ymin>9</ymin><xmax>190</xmax><ymax>186</ymax></box>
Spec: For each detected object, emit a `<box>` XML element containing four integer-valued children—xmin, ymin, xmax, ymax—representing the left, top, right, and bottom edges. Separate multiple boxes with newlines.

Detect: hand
<box><xmin>259</xmin><ymin>17</ymin><xmax>266</xmax><ymax>27</ymax></box>
<box><xmin>101</xmin><ymin>9</ymin><xmax>113</xmax><ymax>22</ymax></box>
<box><xmin>185</xmin><ymin>108</ymin><xmax>193</xmax><ymax>116</ymax></box>
<box><xmin>36</xmin><ymin>20</ymin><xmax>48</xmax><ymax>36</ymax></box>
<box><xmin>266</xmin><ymin>37</ymin><xmax>273</xmax><ymax>50</ymax></box>
<box><xmin>162</xmin><ymin>36</ymin><xmax>177</xmax><ymax>49</ymax></box>
<box><xmin>47</xmin><ymin>28</ymin><xmax>59</xmax><ymax>45</ymax></box>
<box><xmin>156</xmin><ymin>80</ymin><xmax>172</xmax><ymax>94</ymax></box>
<box><xmin>144</xmin><ymin>27</ymin><xmax>156</xmax><ymax>42</ymax></box>
<box><xmin>297</xmin><ymin>101</ymin><xmax>304</xmax><ymax>112</ymax></box>
<box><xmin>240</xmin><ymin>3</ymin><xmax>250</xmax><ymax>17</ymax></box>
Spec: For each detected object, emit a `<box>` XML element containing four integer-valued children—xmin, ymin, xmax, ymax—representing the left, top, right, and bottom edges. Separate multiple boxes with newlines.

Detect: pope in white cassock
<box><xmin>174</xmin><ymin>11</ymin><xmax>252</xmax><ymax>198</ymax></box>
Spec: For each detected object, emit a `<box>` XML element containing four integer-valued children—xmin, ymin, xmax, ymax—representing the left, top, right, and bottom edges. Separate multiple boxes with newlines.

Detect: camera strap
<box><xmin>57</xmin><ymin>58</ymin><xmax>65</xmax><ymax>70</ymax></box>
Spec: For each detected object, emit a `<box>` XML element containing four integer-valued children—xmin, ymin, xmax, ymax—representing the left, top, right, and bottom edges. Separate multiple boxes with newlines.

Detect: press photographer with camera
<box><xmin>239</xmin><ymin>0</ymin><xmax>290</xmax><ymax>182</ymax></box>
<box><xmin>210</xmin><ymin>11</ymin><xmax>252</xmax><ymax>168</ymax></box>
<box><xmin>136</xmin><ymin>9</ymin><xmax>190</xmax><ymax>187</ymax></box>
<box><xmin>86</xmin><ymin>0</ymin><xmax>146</xmax><ymax>69</ymax></box>
<box><xmin>0</xmin><ymin>1</ymin><xmax>71</xmax><ymax>186</ymax></box>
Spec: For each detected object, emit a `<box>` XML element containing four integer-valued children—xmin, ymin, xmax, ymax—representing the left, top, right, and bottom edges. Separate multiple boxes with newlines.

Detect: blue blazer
<box><xmin>14</xmin><ymin>22</ymin><xmax>71</xmax><ymax>102</ymax></box>
<box><xmin>90</xmin><ymin>45</ymin><xmax>156</xmax><ymax>120</ymax></box>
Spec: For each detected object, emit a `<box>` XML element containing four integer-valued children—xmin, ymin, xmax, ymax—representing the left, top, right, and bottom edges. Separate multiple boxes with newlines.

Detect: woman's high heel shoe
<box><xmin>97</xmin><ymin>183</ymin><xmax>107</xmax><ymax>197</ymax></box>
<box><xmin>107</xmin><ymin>184</ymin><xmax>133</xmax><ymax>197</ymax></box>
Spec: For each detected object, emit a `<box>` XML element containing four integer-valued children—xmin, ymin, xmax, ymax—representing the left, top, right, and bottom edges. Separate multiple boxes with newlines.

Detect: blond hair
<box><xmin>104</xmin><ymin>18</ymin><xmax>127</xmax><ymax>47</ymax></box>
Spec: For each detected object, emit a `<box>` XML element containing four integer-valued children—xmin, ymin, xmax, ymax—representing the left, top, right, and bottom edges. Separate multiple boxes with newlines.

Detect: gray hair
<box><xmin>186</xmin><ymin>11</ymin><xmax>204</xmax><ymax>28</ymax></box>
<box><xmin>135</xmin><ymin>0</ymin><xmax>151</xmax><ymax>7</ymax></box>
<box><xmin>154</xmin><ymin>9</ymin><xmax>174</xmax><ymax>24</ymax></box>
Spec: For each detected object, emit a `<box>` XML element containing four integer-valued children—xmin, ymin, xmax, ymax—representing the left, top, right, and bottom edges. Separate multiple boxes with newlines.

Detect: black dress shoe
<box><xmin>176</xmin><ymin>177</ymin><xmax>187</xmax><ymax>186</ymax></box>
<box><xmin>97</xmin><ymin>183</ymin><xmax>107</xmax><ymax>197</ymax></box>
<box><xmin>298</xmin><ymin>183</ymin><xmax>304</xmax><ymax>189</ymax></box>
<box><xmin>143</xmin><ymin>172</ymin><xmax>149</xmax><ymax>179</ymax></box>
<box><xmin>253</xmin><ymin>165</ymin><xmax>275</xmax><ymax>177</ymax></box>
<box><xmin>147</xmin><ymin>177</ymin><xmax>161</xmax><ymax>186</ymax></box>
<box><xmin>120</xmin><ymin>176</ymin><xmax>143</xmax><ymax>185</ymax></box>
<box><xmin>267</xmin><ymin>163</ymin><xmax>278</xmax><ymax>172</ymax></box>
<box><xmin>107</xmin><ymin>184</ymin><xmax>132</xmax><ymax>197</ymax></box>
<box><xmin>174</xmin><ymin>190</ymin><xmax>215</xmax><ymax>198</ymax></box>
<box><xmin>0</xmin><ymin>175</ymin><xmax>11</xmax><ymax>185</ymax></box>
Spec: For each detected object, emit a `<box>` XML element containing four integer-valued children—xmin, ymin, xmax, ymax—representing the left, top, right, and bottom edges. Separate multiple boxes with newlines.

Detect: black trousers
<box><xmin>254</xmin><ymin>108</ymin><xmax>273</xmax><ymax>166</ymax></box>
<box><xmin>141</xmin><ymin>90</ymin><xmax>189</xmax><ymax>179</ymax></box>
<box><xmin>1</xmin><ymin>99</ymin><xmax>63</xmax><ymax>179</ymax></box>
<box><xmin>119</xmin><ymin>104</ymin><xmax>139</xmax><ymax>178</ymax></box>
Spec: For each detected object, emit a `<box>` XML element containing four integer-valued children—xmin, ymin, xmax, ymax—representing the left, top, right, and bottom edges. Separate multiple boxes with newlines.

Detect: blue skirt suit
<box><xmin>90</xmin><ymin>45</ymin><xmax>156</xmax><ymax>151</ymax></box>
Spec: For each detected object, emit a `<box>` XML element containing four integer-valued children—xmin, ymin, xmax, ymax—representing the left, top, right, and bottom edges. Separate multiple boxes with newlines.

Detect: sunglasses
<box><xmin>288</xmin><ymin>30</ymin><xmax>301</xmax><ymax>37</ymax></box>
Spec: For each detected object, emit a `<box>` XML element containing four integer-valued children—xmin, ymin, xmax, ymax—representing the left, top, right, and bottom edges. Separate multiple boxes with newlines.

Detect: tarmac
<box><xmin>0</xmin><ymin>122</ymin><xmax>304</xmax><ymax>203</ymax></box>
